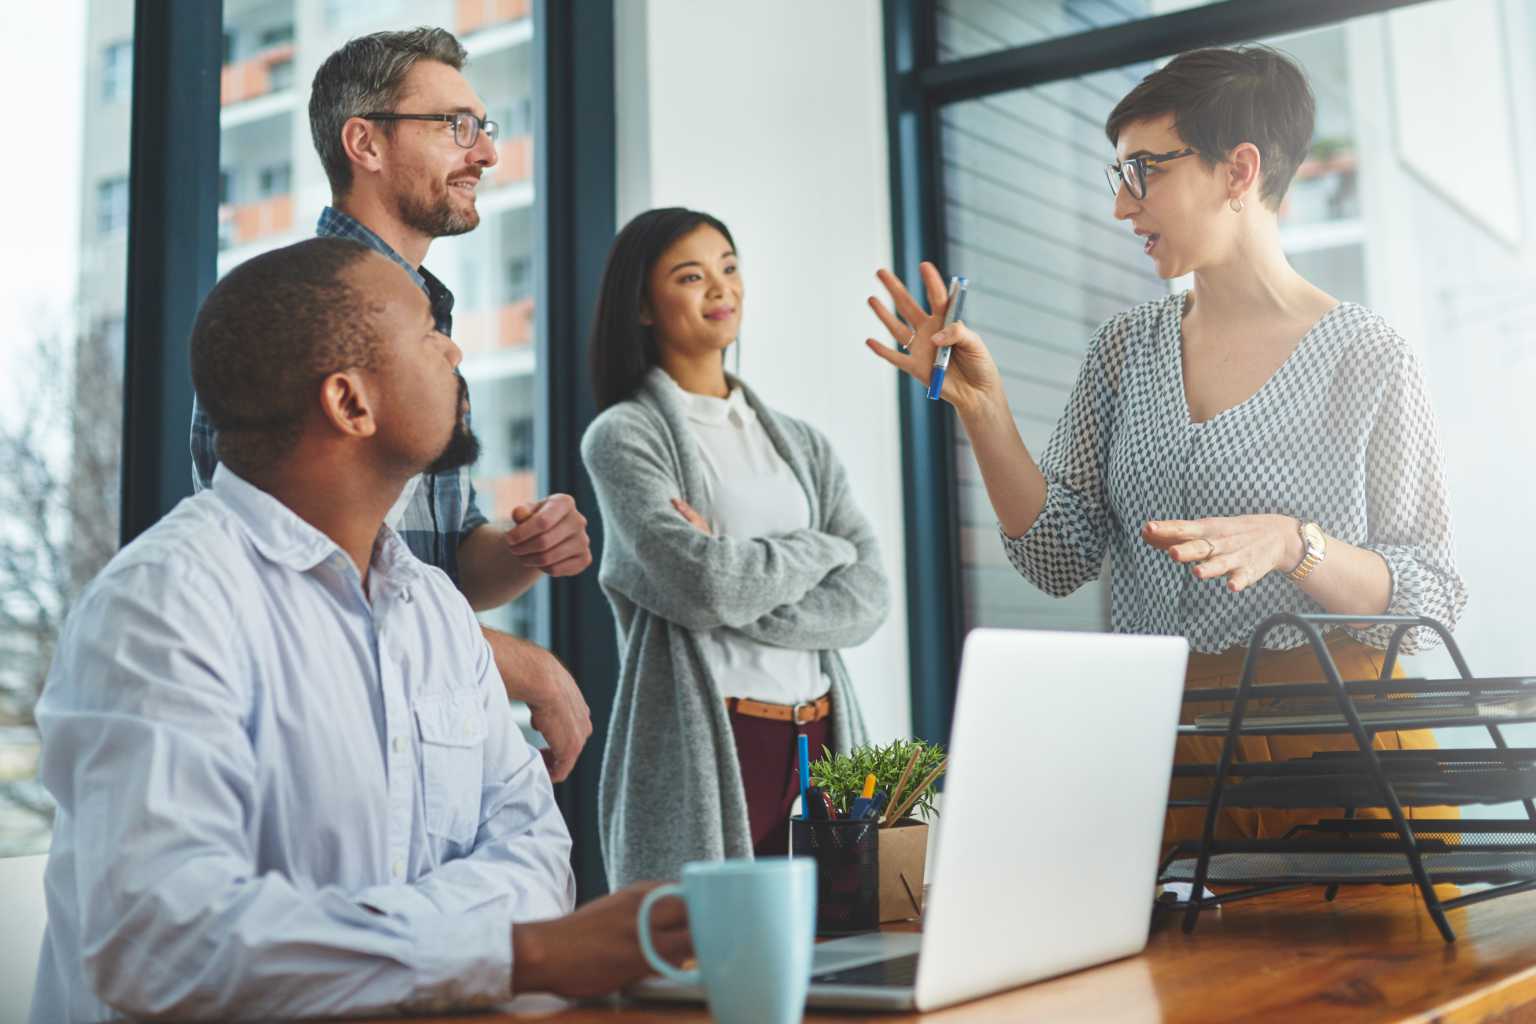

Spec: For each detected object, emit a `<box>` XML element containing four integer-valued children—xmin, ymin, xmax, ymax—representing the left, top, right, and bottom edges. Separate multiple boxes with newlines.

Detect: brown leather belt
<box><xmin>725</xmin><ymin>694</ymin><xmax>832</xmax><ymax>725</ymax></box>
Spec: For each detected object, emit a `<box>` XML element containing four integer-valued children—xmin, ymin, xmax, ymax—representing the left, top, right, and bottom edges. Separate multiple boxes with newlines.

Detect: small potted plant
<box><xmin>1282</xmin><ymin>135</ymin><xmax>1359</xmax><ymax>224</ymax></box>
<box><xmin>810</xmin><ymin>739</ymin><xmax>946</xmax><ymax>921</ymax></box>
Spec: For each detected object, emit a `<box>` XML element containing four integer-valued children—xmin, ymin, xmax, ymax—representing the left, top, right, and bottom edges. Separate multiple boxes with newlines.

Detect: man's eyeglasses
<box><xmin>1104</xmin><ymin>147</ymin><xmax>1196</xmax><ymax>200</ymax></box>
<box><xmin>358</xmin><ymin>111</ymin><xmax>500</xmax><ymax>149</ymax></box>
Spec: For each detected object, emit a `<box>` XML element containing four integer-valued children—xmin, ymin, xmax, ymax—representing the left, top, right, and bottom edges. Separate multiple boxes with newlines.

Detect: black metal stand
<box><xmin>1161</xmin><ymin>613</ymin><xmax>1536</xmax><ymax>943</ymax></box>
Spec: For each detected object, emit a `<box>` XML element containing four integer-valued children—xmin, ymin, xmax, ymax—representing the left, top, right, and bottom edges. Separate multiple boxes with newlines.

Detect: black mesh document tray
<box><xmin>1188</xmin><ymin>751</ymin><xmax>1536</xmax><ymax>808</ymax></box>
<box><xmin>1158</xmin><ymin>613</ymin><xmax>1536</xmax><ymax>943</ymax></box>
<box><xmin>1164</xmin><ymin>850</ymin><xmax>1536</xmax><ymax>886</ymax></box>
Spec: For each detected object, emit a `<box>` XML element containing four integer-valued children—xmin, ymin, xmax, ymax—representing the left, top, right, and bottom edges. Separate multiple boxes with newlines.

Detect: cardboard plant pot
<box><xmin>877</xmin><ymin>819</ymin><xmax>929</xmax><ymax>923</ymax></box>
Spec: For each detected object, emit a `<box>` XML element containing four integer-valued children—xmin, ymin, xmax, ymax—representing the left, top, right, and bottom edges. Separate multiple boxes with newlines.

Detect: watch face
<box><xmin>1302</xmin><ymin>522</ymin><xmax>1326</xmax><ymax>551</ymax></box>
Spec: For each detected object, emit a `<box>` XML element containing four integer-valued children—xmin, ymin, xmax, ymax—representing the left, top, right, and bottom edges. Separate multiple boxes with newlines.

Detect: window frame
<box><xmin>534</xmin><ymin>0</ymin><xmax>619</xmax><ymax>903</ymax></box>
<box><xmin>102</xmin><ymin>39</ymin><xmax>133</xmax><ymax>103</ymax></box>
<box><xmin>116</xmin><ymin>0</ymin><xmax>615</xmax><ymax>899</ymax></box>
<box><xmin>120</xmin><ymin>0</ymin><xmax>221</xmax><ymax>545</ymax></box>
<box><xmin>883</xmin><ymin>0</ymin><xmax>1450</xmax><ymax>745</ymax></box>
<box><xmin>95</xmin><ymin>176</ymin><xmax>129</xmax><ymax>234</ymax></box>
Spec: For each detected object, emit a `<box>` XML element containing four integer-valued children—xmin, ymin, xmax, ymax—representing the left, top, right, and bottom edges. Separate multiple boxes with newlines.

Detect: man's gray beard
<box><xmin>397</xmin><ymin>186</ymin><xmax>479</xmax><ymax>238</ymax></box>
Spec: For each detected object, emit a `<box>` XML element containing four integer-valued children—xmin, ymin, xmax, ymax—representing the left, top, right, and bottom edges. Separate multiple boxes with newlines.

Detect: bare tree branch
<box><xmin>0</xmin><ymin>322</ymin><xmax>121</xmax><ymax>733</ymax></box>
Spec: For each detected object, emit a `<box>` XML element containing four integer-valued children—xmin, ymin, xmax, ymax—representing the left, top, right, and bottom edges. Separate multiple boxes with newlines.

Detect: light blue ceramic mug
<box><xmin>637</xmin><ymin>857</ymin><xmax>817</xmax><ymax>1024</ymax></box>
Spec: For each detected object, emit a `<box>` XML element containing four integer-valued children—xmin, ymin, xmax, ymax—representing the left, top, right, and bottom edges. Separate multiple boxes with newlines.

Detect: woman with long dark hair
<box><xmin>581</xmin><ymin>208</ymin><xmax>888</xmax><ymax>885</ymax></box>
<box><xmin>868</xmin><ymin>46</ymin><xmax>1466</xmax><ymax>852</ymax></box>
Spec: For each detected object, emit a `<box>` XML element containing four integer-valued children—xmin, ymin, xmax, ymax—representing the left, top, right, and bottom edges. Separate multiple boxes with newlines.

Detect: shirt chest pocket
<box><xmin>413</xmin><ymin>693</ymin><xmax>487</xmax><ymax>844</ymax></box>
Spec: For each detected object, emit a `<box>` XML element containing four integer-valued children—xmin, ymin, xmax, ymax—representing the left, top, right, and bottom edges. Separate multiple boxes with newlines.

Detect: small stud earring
<box><xmin>1229</xmin><ymin>197</ymin><xmax>1245</xmax><ymax>213</ymax></box>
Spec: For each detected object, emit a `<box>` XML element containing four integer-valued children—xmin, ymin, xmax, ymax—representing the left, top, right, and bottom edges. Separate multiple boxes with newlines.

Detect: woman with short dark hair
<box><xmin>868</xmin><ymin>46</ymin><xmax>1466</xmax><ymax>850</ymax></box>
<box><xmin>582</xmin><ymin>208</ymin><xmax>888</xmax><ymax>885</ymax></box>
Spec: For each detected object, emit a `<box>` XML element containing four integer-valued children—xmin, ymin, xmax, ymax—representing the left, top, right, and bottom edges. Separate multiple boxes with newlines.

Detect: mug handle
<box><xmin>637</xmin><ymin>883</ymin><xmax>699</xmax><ymax>986</ymax></box>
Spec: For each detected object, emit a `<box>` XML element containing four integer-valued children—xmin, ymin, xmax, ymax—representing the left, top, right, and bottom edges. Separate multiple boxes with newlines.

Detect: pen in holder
<box><xmin>790</xmin><ymin>815</ymin><xmax>880</xmax><ymax>936</ymax></box>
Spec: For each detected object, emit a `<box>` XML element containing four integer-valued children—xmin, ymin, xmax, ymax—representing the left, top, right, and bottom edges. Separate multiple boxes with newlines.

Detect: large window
<box><xmin>0</xmin><ymin>0</ymin><xmax>132</xmax><ymax>857</ymax></box>
<box><xmin>897</xmin><ymin>0</ymin><xmax>1536</xmax><ymax>736</ymax></box>
<box><xmin>217</xmin><ymin>0</ymin><xmax>542</xmax><ymax>642</ymax></box>
<box><xmin>936</xmin><ymin>0</ymin><xmax>1231</xmax><ymax>60</ymax></box>
<box><xmin>0</xmin><ymin>0</ymin><xmax>614</xmax><ymax>903</ymax></box>
<box><xmin>942</xmin><ymin>61</ymin><xmax>1166</xmax><ymax>634</ymax></box>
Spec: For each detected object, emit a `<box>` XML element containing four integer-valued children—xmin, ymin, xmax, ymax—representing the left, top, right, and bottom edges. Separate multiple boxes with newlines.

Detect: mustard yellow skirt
<box><xmin>1163</xmin><ymin>633</ymin><xmax>1457</xmax><ymax>859</ymax></box>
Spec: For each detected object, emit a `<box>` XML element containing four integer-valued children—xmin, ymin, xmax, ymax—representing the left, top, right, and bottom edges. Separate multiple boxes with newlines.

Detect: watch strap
<box><xmin>1287</xmin><ymin>521</ymin><xmax>1325</xmax><ymax>582</ymax></box>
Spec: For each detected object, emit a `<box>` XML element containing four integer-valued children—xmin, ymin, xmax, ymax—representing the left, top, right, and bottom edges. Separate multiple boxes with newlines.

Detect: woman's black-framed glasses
<box><xmin>1104</xmin><ymin>147</ymin><xmax>1196</xmax><ymax>200</ymax></box>
<box><xmin>359</xmin><ymin>112</ymin><xmax>500</xmax><ymax>149</ymax></box>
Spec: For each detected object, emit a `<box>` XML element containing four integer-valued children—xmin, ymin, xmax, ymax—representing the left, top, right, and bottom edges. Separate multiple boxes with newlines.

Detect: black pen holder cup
<box><xmin>791</xmin><ymin>815</ymin><xmax>880</xmax><ymax>936</ymax></box>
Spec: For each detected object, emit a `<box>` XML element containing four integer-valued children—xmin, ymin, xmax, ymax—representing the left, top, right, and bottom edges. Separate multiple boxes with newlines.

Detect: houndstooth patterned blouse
<box><xmin>1001</xmin><ymin>292</ymin><xmax>1467</xmax><ymax>654</ymax></box>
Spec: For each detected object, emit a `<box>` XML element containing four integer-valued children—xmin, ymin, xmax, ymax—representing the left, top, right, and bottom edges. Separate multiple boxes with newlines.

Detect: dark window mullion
<box><xmin>886</xmin><ymin>0</ymin><xmax>963</xmax><ymax>748</ymax></box>
<box><xmin>535</xmin><ymin>0</ymin><xmax>618</xmax><ymax>902</ymax></box>
<box><xmin>919</xmin><ymin>0</ymin><xmax>1445</xmax><ymax>106</ymax></box>
<box><xmin>121</xmin><ymin>0</ymin><xmax>223</xmax><ymax>545</ymax></box>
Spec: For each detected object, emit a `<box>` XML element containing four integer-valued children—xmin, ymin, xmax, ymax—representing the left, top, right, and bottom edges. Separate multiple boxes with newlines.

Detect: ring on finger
<box><xmin>1201</xmin><ymin>539</ymin><xmax>1216</xmax><ymax>560</ymax></box>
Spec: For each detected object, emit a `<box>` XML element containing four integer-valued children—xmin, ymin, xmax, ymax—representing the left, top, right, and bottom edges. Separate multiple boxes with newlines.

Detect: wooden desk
<box><xmin>370</xmin><ymin>886</ymin><xmax>1536</xmax><ymax>1023</ymax></box>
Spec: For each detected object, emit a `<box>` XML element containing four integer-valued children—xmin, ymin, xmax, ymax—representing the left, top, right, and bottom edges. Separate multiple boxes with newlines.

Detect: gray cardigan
<box><xmin>580</xmin><ymin>368</ymin><xmax>887</xmax><ymax>886</ymax></box>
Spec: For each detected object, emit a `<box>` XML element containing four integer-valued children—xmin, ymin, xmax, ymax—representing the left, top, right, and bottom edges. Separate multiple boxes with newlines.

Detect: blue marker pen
<box><xmin>797</xmin><ymin>733</ymin><xmax>811</xmax><ymax>817</ymax></box>
<box><xmin>927</xmin><ymin>276</ymin><xmax>968</xmax><ymax>401</ymax></box>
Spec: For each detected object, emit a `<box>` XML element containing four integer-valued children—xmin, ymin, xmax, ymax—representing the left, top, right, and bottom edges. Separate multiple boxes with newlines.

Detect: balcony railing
<box><xmin>218</xmin><ymin>194</ymin><xmax>295</xmax><ymax>249</ymax></box>
<box><xmin>457</xmin><ymin>0</ymin><xmax>531</xmax><ymax>36</ymax></box>
<box><xmin>455</xmin><ymin>298</ymin><xmax>534</xmax><ymax>355</ymax></box>
<box><xmin>493</xmin><ymin>135</ymin><xmax>533</xmax><ymax>186</ymax></box>
<box><xmin>221</xmin><ymin>43</ymin><xmax>297</xmax><ymax>106</ymax></box>
<box><xmin>477</xmin><ymin>471</ymin><xmax>537</xmax><ymax>520</ymax></box>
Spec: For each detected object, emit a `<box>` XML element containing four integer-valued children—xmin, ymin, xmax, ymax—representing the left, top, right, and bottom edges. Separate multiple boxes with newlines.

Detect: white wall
<box><xmin>614</xmin><ymin>0</ymin><xmax>911</xmax><ymax>743</ymax></box>
<box><xmin>1349</xmin><ymin>1</ymin><xmax>1536</xmax><ymax>691</ymax></box>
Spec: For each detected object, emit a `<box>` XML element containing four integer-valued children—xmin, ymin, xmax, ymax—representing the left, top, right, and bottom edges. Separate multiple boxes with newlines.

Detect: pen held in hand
<box><xmin>927</xmin><ymin>276</ymin><xmax>968</xmax><ymax>402</ymax></box>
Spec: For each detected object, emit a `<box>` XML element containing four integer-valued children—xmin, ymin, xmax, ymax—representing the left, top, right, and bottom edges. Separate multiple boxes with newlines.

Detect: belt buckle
<box><xmin>791</xmin><ymin>700</ymin><xmax>817</xmax><ymax>726</ymax></box>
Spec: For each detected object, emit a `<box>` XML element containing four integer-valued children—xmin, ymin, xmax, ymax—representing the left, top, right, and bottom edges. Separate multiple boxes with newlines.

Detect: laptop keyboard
<box><xmin>812</xmin><ymin>952</ymin><xmax>920</xmax><ymax>987</ymax></box>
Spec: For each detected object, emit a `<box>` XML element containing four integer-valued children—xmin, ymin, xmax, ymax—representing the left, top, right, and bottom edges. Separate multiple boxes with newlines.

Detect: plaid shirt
<box><xmin>190</xmin><ymin>206</ymin><xmax>490</xmax><ymax>584</ymax></box>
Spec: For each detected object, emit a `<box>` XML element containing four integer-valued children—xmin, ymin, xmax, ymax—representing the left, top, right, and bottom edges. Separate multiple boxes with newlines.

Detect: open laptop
<box><xmin>634</xmin><ymin>627</ymin><xmax>1189</xmax><ymax>1012</ymax></box>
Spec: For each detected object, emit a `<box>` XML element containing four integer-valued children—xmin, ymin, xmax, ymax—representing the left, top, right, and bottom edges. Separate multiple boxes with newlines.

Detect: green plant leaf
<box><xmin>808</xmin><ymin>737</ymin><xmax>947</xmax><ymax>820</ymax></box>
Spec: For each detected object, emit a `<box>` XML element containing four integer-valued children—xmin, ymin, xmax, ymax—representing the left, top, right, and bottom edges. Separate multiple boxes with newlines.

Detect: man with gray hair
<box><xmin>189</xmin><ymin>27</ymin><xmax>593</xmax><ymax>781</ymax></box>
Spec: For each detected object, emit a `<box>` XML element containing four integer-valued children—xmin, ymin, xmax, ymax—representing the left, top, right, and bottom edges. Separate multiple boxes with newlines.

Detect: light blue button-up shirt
<box><xmin>31</xmin><ymin>467</ymin><xmax>575</xmax><ymax>1022</ymax></box>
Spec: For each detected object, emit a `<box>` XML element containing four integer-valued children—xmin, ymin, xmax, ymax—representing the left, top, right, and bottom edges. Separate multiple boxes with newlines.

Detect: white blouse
<box><xmin>673</xmin><ymin>380</ymin><xmax>829</xmax><ymax>704</ymax></box>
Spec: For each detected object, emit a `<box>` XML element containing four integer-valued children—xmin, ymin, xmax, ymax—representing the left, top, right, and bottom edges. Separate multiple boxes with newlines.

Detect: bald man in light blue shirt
<box><xmin>30</xmin><ymin>238</ymin><xmax>689</xmax><ymax>1022</ymax></box>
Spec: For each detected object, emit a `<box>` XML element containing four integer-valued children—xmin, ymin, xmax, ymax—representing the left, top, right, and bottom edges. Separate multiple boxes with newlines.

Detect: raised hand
<box><xmin>865</xmin><ymin>260</ymin><xmax>1004</xmax><ymax>418</ymax></box>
